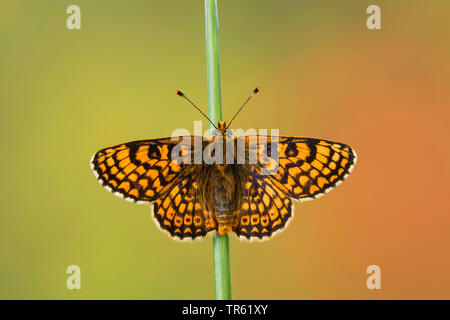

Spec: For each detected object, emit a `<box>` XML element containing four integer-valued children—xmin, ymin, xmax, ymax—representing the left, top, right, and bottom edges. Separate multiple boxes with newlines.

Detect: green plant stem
<box><xmin>205</xmin><ymin>0</ymin><xmax>232</xmax><ymax>300</ymax></box>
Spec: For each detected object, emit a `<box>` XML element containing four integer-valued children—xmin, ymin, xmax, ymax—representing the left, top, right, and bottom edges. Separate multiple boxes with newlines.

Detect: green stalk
<box><xmin>205</xmin><ymin>0</ymin><xmax>232</xmax><ymax>300</ymax></box>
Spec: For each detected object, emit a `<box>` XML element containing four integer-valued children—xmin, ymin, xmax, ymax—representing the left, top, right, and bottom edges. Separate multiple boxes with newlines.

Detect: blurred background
<box><xmin>0</xmin><ymin>0</ymin><xmax>449</xmax><ymax>299</ymax></box>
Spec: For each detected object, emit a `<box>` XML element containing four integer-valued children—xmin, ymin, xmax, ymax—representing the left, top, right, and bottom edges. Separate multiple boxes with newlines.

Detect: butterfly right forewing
<box><xmin>233</xmin><ymin>135</ymin><xmax>357</xmax><ymax>240</ymax></box>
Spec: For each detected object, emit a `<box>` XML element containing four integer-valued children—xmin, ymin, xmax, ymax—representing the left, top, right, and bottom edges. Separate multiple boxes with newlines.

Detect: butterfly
<box><xmin>90</xmin><ymin>88</ymin><xmax>357</xmax><ymax>242</ymax></box>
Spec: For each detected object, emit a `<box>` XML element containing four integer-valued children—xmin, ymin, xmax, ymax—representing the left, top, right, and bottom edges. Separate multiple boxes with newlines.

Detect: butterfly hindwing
<box><xmin>234</xmin><ymin>166</ymin><xmax>293</xmax><ymax>241</ymax></box>
<box><xmin>153</xmin><ymin>170</ymin><xmax>217</xmax><ymax>241</ymax></box>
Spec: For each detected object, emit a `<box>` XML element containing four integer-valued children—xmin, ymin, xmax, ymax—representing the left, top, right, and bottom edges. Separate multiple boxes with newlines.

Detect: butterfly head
<box><xmin>211</xmin><ymin>121</ymin><xmax>232</xmax><ymax>140</ymax></box>
<box><xmin>218</xmin><ymin>121</ymin><xmax>227</xmax><ymax>135</ymax></box>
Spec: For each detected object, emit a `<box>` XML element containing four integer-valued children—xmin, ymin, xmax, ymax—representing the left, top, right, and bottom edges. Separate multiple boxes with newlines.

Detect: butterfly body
<box><xmin>198</xmin><ymin>164</ymin><xmax>237</xmax><ymax>234</ymax></box>
<box><xmin>184</xmin><ymin>124</ymin><xmax>249</xmax><ymax>235</ymax></box>
<box><xmin>91</xmin><ymin>121</ymin><xmax>357</xmax><ymax>242</ymax></box>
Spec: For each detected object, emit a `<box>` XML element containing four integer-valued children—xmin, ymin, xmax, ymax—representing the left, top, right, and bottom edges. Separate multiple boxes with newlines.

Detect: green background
<box><xmin>1</xmin><ymin>0</ymin><xmax>449</xmax><ymax>299</ymax></box>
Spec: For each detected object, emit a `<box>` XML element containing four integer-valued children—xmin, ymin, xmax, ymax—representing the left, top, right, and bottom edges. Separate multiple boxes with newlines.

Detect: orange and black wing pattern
<box><xmin>234</xmin><ymin>136</ymin><xmax>357</xmax><ymax>240</ymax></box>
<box><xmin>152</xmin><ymin>171</ymin><xmax>216</xmax><ymax>241</ymax></box>
<box><xmin>91</xmin><ymin>134</ymin><xmax>356</xmax><ymax>242</ymax></box>
<box><xmin>233</xmin><ymin>165</ymin><xmax>293</xmax><ymax>241</ymax></box>
<box><xmin>270</xmin><ymin>137</ymin><xmax>357</xmax><ymax>201</ymax></box>
<box><xmin>90</xmin><ymin>137</ymin><xmax>198</xmax><ymax>204</ymax></box>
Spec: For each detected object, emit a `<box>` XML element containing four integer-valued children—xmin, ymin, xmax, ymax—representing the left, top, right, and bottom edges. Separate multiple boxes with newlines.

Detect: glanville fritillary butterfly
<box><xmin>90</xmin><ymin>88</ymin><xmax>357</xmax><ymax>242</ymax></box>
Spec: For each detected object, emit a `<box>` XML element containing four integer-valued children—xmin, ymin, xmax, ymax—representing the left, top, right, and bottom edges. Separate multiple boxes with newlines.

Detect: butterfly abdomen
<box><xmin>206</xmin><ymin>164</ymin><xmax>240</xmax><ymax>234</ymax></box>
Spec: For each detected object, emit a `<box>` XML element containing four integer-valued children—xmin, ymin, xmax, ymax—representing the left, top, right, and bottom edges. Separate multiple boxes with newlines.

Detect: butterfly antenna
<box><xmin>175</xmin><ymin>90</ymin><xmax>217</xmax><ymax>129</ymax></box>
<box><xmin>226</xmin><ymin>86</ymin><xmax>260</xmax><ymax>129</ymax></box>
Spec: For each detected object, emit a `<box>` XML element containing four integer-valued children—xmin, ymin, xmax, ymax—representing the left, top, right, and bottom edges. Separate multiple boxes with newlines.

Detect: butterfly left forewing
<box><xmin>90</xmin><ymin>136</ymin><xmax>202</xmax><ymax>203</ymax></box>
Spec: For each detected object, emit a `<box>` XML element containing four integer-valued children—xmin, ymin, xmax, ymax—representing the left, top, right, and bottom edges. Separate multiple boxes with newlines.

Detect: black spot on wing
<box><xmin>285</xmin><ymin>142</ymin><xmax>298</xmax><ymax>157</ymax></box>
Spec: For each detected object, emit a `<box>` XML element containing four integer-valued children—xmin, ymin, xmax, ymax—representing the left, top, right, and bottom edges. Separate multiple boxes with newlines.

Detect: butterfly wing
<box><xmin>274</xmin><ymin>137</ymin><xmax>356</xmax><ymax>200</ymax></box>
<box><xmin>234</xmin><ymin>136</ymin><xmax>357</xmax><ymax>240</ymax></box>
<box><xmin>153</xmin><ymin>170</ymin><xmax>217</xmax><ymax>241</ymax></box>
<box><xmin>90</xmin><ymin>136</ymin><xmax>203</xmax><ymax>203</ymax></box>
<box><xmin>233</xmin><ymin>165</ymin><xmax>293</xmax><ymax>241</ymax></box>
<box><xmin>236</xmin><ymin>136</ymin><xmax>357</xmax><ymax>200</ymax></box>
